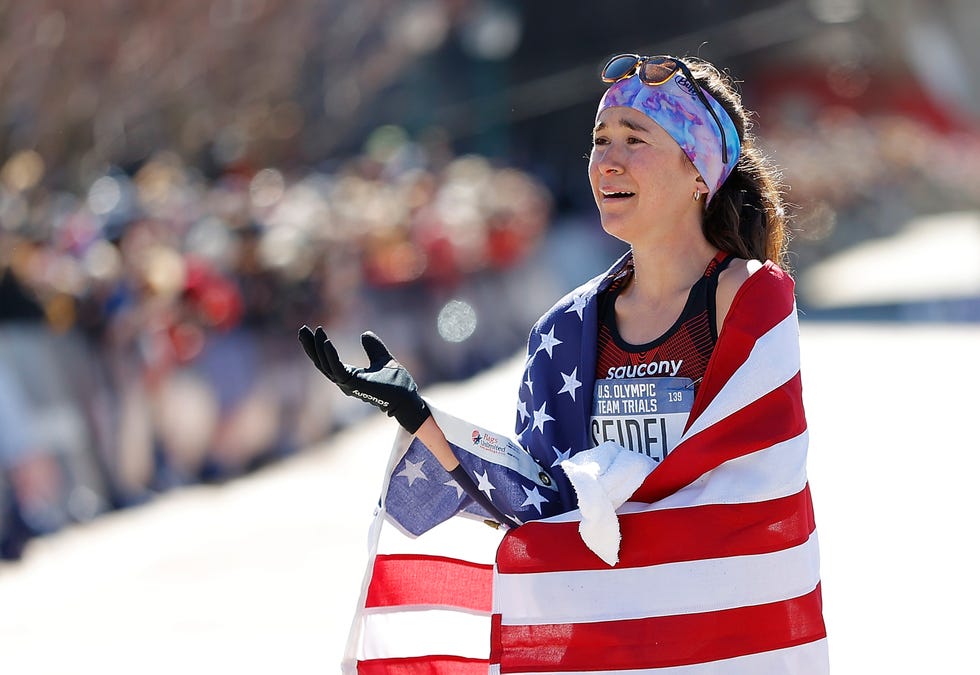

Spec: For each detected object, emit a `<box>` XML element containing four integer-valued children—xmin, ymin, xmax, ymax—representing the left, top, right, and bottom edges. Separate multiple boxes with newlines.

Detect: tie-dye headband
<box><xmin>596</xmin><ymin>72</ymin><xmax>740</xmax><ymax>201</ymax></box>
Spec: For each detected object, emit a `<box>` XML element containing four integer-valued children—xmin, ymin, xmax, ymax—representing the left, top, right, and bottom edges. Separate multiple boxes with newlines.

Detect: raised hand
<box><xmin>297</xmin><ymin>325</ymin><xmax>431</xmax><ymax>434</ymax></box>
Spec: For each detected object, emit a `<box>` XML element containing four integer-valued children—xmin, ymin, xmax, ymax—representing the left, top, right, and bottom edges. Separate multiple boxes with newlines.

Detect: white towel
<box><xmin>561</xmin><ymin>442</ymin><xmax>658</xmax><ymax>566</ymax></box>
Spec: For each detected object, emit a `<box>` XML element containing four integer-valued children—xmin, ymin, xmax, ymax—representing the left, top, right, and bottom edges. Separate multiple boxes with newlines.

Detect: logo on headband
<box><xmin>673</xmin><ymin>74</ymin><xmax>699</xmax><ymax>98</ymax></box>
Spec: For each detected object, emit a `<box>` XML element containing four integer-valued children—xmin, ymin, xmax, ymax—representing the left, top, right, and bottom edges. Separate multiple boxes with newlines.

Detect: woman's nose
<box><xmin>596</xmin><ymin>146</ymin><xmax>624</xmax><ymax>174</ymax></box>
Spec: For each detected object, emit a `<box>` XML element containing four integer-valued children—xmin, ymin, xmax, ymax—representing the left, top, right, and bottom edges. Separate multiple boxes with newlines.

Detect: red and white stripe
<box><xmin>343</xmin><ymin>435</ymin><xmax>504</xmax><ymax>674</ymax></box>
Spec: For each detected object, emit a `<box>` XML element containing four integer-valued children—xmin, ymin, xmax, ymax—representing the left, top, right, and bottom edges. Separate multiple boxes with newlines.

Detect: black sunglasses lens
<box><xmin>639</xmin><ymin>58</ymin><xmax>678</xmax><ymax>85</ymax></box>
<box><xmin>602</xmin><ymin>55</ymin><xmax>639</xmax><ymax>83</ymax></box>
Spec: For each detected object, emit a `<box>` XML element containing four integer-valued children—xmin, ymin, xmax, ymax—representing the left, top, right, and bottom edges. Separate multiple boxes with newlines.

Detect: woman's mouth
<box><xmin>601</xmin><ymin>190</ymin><xmax>635</xmax><ymax>201</ymax></box>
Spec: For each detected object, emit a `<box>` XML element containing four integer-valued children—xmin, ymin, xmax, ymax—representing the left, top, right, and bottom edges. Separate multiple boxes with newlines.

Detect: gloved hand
<box><xmin>297</xmin><ymin>325</ymin><xmax>431</xmax><ymax>434</ymax></box>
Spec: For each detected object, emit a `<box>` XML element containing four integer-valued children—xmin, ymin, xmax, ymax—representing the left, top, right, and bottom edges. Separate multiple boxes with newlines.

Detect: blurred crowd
<box><xmin>5</xmin><ymin>0</ymin><xmax>980</xmax><ymax>562</ymax></box>
<box><xmin>0</xmin><ymin>130</ymin><xmax>551</xmax><ymax>560</ymax></box>
<box><xmin>758</xmin><ymin>97</ymin><xmax>980</xmax><ymax>271</ymax></box>
<box><xmin>7</xmin><ymin>82</ymin><xmax>980</xmax><ymax>562</ymax></box>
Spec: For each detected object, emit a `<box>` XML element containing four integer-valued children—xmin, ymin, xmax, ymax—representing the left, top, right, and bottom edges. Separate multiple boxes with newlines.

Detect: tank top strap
<box><xmin>703</xmin><ymin>250</ymin><xmax>736</xmax><ymax>280</ymax></box>
<box><xmin>704</xmin><ymin>252</ymin><xmax>737</xmax><ymax>339</ymax></box>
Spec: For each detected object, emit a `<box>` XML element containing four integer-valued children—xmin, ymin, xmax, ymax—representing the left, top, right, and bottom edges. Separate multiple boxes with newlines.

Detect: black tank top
<box><xmin>595</xmin><ymin>251</ymin><xmax>735</xmax><ymax>390</ymax></box>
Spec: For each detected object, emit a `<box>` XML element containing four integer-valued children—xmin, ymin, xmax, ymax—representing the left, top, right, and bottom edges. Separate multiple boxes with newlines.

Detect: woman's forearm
<box><xmin>413</xmin><ymin>415</ymin><xmax>460</xmax><ymax>471</ymax></box>
<box><xmin>415</xmin><ymin>415</ymin><xmax>517</xmax><ymax>526</ymax></box>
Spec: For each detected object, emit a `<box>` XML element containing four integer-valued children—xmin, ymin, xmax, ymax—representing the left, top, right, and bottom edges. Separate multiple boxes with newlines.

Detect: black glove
<box><xmin>298</xmin><ymin>325</ymin><xmax>431</xmax><ymax>434</ymax></box>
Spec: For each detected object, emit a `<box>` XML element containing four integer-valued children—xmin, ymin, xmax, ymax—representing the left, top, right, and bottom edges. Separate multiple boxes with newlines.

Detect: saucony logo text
<box><xmin>605</xmin><ymin>360</ymin><xmax>682</xmax><ymax>379</ymax></box>
<box><xmin>353</xmin><ymin>390</ymin><xmax>389</xmax><ymax>408</ymax></box>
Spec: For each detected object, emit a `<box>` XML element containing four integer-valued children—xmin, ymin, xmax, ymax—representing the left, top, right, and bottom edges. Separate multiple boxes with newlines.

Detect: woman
<box><xmin>301</xmin><ymin>54</ymin><xmax>827</xmax><ymax>674</ymax></box>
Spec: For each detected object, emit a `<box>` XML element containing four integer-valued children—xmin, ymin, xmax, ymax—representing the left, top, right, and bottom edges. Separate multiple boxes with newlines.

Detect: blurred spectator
<box><xmin>1</xmin><ymin>238</ymin><xmax>75</xmax><ymax>558</ymax></box>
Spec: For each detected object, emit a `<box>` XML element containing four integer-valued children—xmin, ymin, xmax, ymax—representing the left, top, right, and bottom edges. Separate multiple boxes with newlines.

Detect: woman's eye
<box><xmin>592</xmin><ymin>137</ymin><xmax>608</xmax><ymax>146</ymax></box>
<box><xmin>627</xmin><ymin>136</ymin><xmax>643</xmax><ymax>144</ymax></box>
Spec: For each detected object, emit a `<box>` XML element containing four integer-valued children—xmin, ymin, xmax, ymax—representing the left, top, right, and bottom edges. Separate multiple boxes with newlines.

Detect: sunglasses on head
<box><xmin>600</xmin><ymin>54</ymin><xmax>729</xmax><ymax>164</ymax></box>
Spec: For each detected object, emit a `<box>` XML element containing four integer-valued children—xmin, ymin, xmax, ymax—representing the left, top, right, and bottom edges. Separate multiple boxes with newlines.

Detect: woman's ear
<box><xmin>694</xmin><ymin>175</ymin><xmax>709</xmax><ymax>201</ymax></box>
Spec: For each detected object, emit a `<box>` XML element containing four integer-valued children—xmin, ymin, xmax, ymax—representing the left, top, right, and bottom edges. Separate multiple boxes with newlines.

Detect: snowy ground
<box><xmin>1</xmin><ymin>320</ymin><xmax>978</xmax><ymax>674</ymax></box>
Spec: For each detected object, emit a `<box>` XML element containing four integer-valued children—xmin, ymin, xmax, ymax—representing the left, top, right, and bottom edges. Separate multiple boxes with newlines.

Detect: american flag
<box><xmin>341</xmin><ymin>412</ymin><xmax>560</xmax><ymax>673</ymax></box>
<box><xmin>343</xmin><ymin>256</ymin><xmax>828</xmax><ymax>673</ymax></box>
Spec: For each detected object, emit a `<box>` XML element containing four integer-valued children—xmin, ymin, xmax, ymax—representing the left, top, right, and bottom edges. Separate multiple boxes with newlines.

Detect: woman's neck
<box><xmin>626</xmin><ymin>232</ymin><xmax>717</xmax><ymax>305</ymax></box>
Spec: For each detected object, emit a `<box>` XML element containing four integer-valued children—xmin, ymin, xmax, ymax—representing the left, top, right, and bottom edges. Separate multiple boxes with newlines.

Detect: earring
<box><xmin>693</xmin><ymin>190</ymin><xmax>702</xmax><ymax>202</ymax></box>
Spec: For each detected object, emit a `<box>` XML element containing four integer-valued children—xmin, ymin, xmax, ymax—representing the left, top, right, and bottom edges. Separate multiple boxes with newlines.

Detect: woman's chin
<box><xmin>598</xmin><ymin>214</ymin><xmax>634</xmax><ymax>242</ymax></box>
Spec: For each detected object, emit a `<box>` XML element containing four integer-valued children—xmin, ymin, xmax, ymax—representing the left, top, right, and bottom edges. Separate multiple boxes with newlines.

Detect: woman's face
<box><xmin>589</xmin><ymin>105</ymin><xmax>702</xmax><ymax>244</ymax></box>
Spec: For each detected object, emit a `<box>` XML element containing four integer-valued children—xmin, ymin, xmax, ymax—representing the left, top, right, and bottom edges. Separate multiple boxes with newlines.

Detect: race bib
<box><xmin>589</xmin><ymin>376</ymin><xmax>695</xmax><ymax>462</ymax></box>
